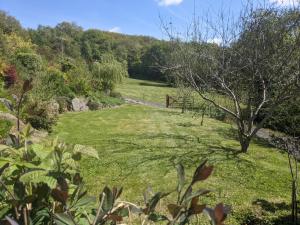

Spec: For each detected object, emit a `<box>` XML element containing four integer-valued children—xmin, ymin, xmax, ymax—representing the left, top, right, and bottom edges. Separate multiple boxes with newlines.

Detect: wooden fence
<box><xmin>166</xmin><ymin>95</ymin><xmax>196</xmax><ymax>112</ymax></box>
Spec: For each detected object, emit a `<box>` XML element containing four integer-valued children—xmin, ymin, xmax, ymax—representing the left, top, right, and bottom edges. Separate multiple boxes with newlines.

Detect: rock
<box><xmin>0</xmin><ymin>112</ymin><xmax>24</xmax><ymax>128</ymax></box>
<box><xmin>72</xmin><ymin>97</ymin><xmax>89</xmax><ymax>112</ymax></box>
<box><xmin>0</xmin><ymin>98</ymin><xmax>13</xmax><ymax>112</ymax></box>
<box><xmin>0</xmin><ymin>112</ymin><xmax>25</xmax><ymax>138</ymax></box>
<box><xmin>56</xmin><ymin>97</ymin><xmax>72</xmax><ymax>113</ymax></box>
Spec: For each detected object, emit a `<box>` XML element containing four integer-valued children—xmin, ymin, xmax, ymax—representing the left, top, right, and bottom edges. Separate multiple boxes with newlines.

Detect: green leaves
<box><xmin>0</xmin><ymin>163</ymin><xmax>9</xmax><ymax>176</ymax></box>
<box><xmin>54</xmin><ymin>213</ymin><xmax>76</xmax><ymax>225</ymax></box>
<box><xmin>176</xmin><ymin>163</ymin><xmax>185</xmax><ymax>193</ymax></box>
<box><xmin>143</xmin><ymin>192</ymin><xmax>170</xmax><ymax>215</ymax></box>
<box><xmin>19</xmin><ymin>169</ymin><xmax>57</xmax><ymax>189</ymax></box>
<box><xmin>101</xmin><ymin>186</ymin><xmax>114</xmax><ymax>212</ymax></box>
<box><xmin>183</xmin><ymin>189</ymin><xmax>210</xmax><ymax>204</ymax></box>
<box><xmin>73</xmin><ymin>144</ymin><xmax>99</xmax><ymax>159</ymax></box>
<box><xmin>99</xmin><ymin>186</ymin><xmax>123</xmax><ymax>213</ymax></box>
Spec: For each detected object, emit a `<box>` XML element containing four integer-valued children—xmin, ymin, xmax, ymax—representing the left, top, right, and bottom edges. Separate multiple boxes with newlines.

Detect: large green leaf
<box><xmin>20</xmin><ymin>170</ymin><xmax>57</xmax><ymax>188</ymax></box>
<box><xmin>101</xmin><ymin>186</ymin><xmax>114</xmax><ymax>212</ymax></box>
<box><xmin>73</xmin><ymin>144</ymin><xmax>99</xmax><ymax>159</ymax></box>
<box><xmin>72</xmin><ymin>195</ymin><xmax>96</xmax><ymax>209</ymax></box>
<box><xmin>54</xmin><ymin>213</ymin><xmax>76</xmax><ymax>225</ymax></box>
<box><xmin>0</xmin><ymin>144</ymin><xmax>9</xmax><ymax>151</ymax></box>
<box><xmin>176</xmin><ymin>163</ymin><xmax>185</xmax><ymax>193</ymax></box>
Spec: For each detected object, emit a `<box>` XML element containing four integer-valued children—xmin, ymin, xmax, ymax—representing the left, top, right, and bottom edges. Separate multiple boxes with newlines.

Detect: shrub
<box><xmin>0</xmin><ymin>119</ymin><xmax>12</xmax><ymax>140</ymax></box>
<box><xmin>14</xmin><ymin>52</ymin><xmax>43</xmax><ymax>79</ymax></box>
<box><xmin>24</xmin><ymin>100</ymin><xmax>58</xmax><ymax>131</ymax></box>
<box><xmin>3</xmin><ymin>65</ymin><xmax>18</xmax><ymax>88</ymax></box>
<box><xmin>92</xmin><ymin>54</ymin><xmax>128</xmax><ymax>94</ymax></box>
<box><xmin>36</xmin><ymin>67</ymin><xmax>74</xmax><ymax>100</ymax></box>
<box><xmin>87</xmin><ymin>100</ymin><xmax>101</xmax><ymax>110</ymax></box>
<box><xmin>110</xmin><ymin>90</ymin><xmax>122</xmax><ymax>98</ymax></box>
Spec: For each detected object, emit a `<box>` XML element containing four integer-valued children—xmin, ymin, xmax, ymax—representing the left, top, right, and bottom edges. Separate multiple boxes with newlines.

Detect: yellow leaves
<box><xmin>3</xmin><ymin>33</ymin><xmax>35</xmax><ymax>55</ymax></box>
<box><xmin>0</xmin><ymin>58</ymin><xmax>7</xmax><ymax>77</ymax></box>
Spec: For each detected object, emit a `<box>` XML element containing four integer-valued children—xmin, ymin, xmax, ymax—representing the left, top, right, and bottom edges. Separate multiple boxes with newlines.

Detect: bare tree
<box><xmin>163</xmin><ymin>2</ymin><xmax>300</xmax><ymax>152</ymax></box>
<box><xmin>272</xmin><ymin>136</ymin><xmax>300</xmax><ymax>224</ymax></box>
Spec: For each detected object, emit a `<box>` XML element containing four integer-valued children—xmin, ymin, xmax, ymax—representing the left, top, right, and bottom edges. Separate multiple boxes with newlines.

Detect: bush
<box><xmin>110</xmin><ymin>90</ymin><xmax>122</xmax><ymax>98</ymax></box>
<box><xmin>24</xmin><ymin>100</ymin><xmax>58</xmax><ymax>131</ymax></box>
<box><xmin>87</xmin><ymin>100</ymin><xmax>101</xmax><ymax>110</ymax></box>
<box><xmin>257</xmin><ymin>98</ymin><xmax>300</xmax><ymax>136</ymax></box>
<box><xmin>39</xmin><ymin>68</ymin><xmax>75</xmax><ymax>99</ymax></box>
<box><xmin>3</xmin><ymin>65</ymin><xmax>18</xmax><ymax>88</ymax></box>
<box><xmin>14</xmin><ymin>52</ymin><xmax>43</xmax><ymax>79</ymax></box>
<box><xmin>0</xmin><ymin>119</ymin><xmax>12</xmax><ymax>140</ymax></box>
<box><xmin>206</xmin><ymin>105</ymin><xmax>227</xmax><ymax>122</ymax></box>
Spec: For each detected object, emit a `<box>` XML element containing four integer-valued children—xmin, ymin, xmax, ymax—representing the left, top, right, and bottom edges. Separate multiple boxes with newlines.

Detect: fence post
<box><xmin>166</xmin><ymin>95</ymin><xmax>169</xmax><ymax>108</ymax></box>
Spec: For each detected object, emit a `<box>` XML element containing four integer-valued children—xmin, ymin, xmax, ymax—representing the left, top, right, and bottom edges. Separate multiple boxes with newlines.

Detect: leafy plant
<box><xmin>0</xmin><ymin>125</ymin><xmax>100</xmax><ymax>225</ymax></box>
<box><xmin>130</xmin><ymin>161</ymin><xmax>230</xmax><ymax>225</ymax></box>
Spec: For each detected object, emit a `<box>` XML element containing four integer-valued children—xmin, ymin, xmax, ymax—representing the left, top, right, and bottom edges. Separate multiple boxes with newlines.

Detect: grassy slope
<box><xmin>117</xmin><ymin>78</ymin><xmax>236</xmax><ymax>112</ymax></box>
<box><xmin>53</xmin><ymin>91</ymin><xmax>292</xmax><ymax>224</ymax></box>
<box><xmin>116</xmin><ymin>78</ymin><xmax>176</xmax><ymax>104</ymax></box>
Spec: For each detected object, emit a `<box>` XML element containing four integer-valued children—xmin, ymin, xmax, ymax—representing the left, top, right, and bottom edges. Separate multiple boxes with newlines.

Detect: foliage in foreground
<box><xmin>0</xmin><ymin>125</ymin><xmax>228</xmax><ymax>225</ymax></box>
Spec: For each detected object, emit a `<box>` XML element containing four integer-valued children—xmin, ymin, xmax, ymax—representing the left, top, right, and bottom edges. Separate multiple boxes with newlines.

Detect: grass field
<box><xmin>52</xmin><ymin>102</ymin><xmax>292</xmax><ymax>224</ymax></box>
<box><xmin>117</xmin><ymin>78</ymin><xmax>237</xmax><ymax>113</ymax></box>
<box><xmin>116</xmin><ymin>78</ymin><xmax>176</xmax><ymax>104</ymax></box>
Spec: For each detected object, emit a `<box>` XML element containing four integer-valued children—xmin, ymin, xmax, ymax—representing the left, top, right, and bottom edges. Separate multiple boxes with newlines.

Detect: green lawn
<box><xmin>116</xmin><ymin>78</ymin><xmax>176</xmax><ymax>104</ymax></box>
<box><xmin>116</xmin><ymin>78</ymin><xmax>236</xmax><ymax>112</ymax></box>
<box><xmin>52</xmin><ymin>104</ymin><xmax>292</xmax><ymax>224</ymax></box>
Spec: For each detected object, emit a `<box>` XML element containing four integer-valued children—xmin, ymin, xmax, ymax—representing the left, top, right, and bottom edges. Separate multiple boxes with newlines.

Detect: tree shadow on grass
<box><xmin>250</xmin><ymin>199</ymin><xmax>300</xmax><ymax>225</ymax></box>
<box><xmin>138</xmin><ymin>82</ymin><xmax>171</xmax><ymax>88</ymax></box>
<box><xmin>108</xmin><ymin>131</ymin><xmax>255</xmax><ymax>179</ymax></box>
<box><xmin>253</xmin><ymin>199</ymin><xmax>290</xmax><ymax>213</ymax></box>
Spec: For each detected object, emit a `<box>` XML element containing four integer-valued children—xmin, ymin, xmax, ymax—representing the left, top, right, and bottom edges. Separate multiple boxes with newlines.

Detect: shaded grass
<box><xmin>52</xmin><ymin>104</ymin><xmax>292</xmax><ymax>224</ymax></box>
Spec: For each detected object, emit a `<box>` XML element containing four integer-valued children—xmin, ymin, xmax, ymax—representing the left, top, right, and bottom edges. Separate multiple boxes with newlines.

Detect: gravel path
<box><xmin>124</xmin><ymin>97</ymin><xmax>165</xmax><ymax>108</ymax></box>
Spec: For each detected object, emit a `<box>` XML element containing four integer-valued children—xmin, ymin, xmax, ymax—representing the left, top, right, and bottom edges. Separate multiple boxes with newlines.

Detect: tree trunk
<box><xmin>239</xmin><ymin>134</ymin><xmax>251</xmax><ymax>153</ymax></box>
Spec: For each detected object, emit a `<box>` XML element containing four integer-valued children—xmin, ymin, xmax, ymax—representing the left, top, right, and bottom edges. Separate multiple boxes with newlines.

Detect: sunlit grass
<box><xmin>52</xmin><ymin>105</ymin><xmax>291</xmax><ymax>224</ymax></box>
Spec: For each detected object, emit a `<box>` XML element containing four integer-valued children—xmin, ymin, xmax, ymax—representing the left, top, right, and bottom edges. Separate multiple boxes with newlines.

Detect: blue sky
<box><xmin>0</xmin><ymin>0</ymin><xmax>295</xmax><ymax>39</ymax></box>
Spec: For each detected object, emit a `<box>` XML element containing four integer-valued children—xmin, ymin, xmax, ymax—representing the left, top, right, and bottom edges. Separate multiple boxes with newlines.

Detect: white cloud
<box><xmin>109</xmin><ymin>27</ymin><xmax>121</xmax><ymax>33</ymax></box>
<box><xmin>156</xmin><ymin>0</ymin><xmax>183</xmax><ymax>6</ymax></box>
<box><xmin>269</xmin><ymin>0</ymin><xmax>298</xmax><ymax>6</ymax></box>
<box><xmin>207</xmin><ymin>38</ymin><xmax>222</xmax><ymax>46</ymax></box>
